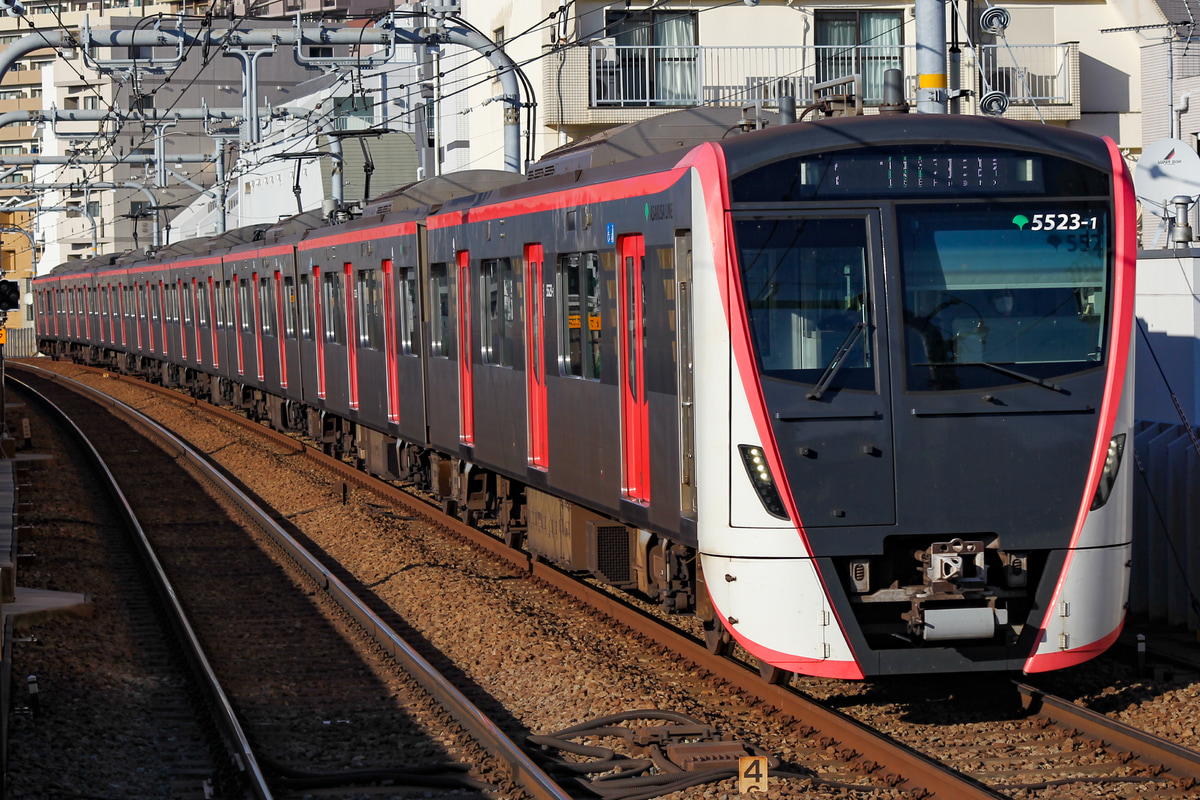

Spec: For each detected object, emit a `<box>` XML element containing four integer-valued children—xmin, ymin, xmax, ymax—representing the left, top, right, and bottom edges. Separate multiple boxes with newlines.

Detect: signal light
<box><xmin>0</xmin><ymin>280</ymin><xmax>20</xmax><ymax>311</ymax></box>
<box><xmin>0</xmin><ymin>0</ymin><xmax>25</xmax><ymax>16</ymax></box>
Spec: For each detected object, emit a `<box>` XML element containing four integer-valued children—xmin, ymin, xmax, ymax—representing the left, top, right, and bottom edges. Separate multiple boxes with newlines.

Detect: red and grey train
<box><xmin>33</xmin><ymin>113</ymin><xmax>1136</xmax><ymax>679</ymax></box>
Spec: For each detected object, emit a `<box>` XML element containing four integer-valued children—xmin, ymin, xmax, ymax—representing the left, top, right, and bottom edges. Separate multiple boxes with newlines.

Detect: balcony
<box><xmin>544</xmin><ymin>42</ymin><xmax>1079</xmax><ymax>128</ymax></box>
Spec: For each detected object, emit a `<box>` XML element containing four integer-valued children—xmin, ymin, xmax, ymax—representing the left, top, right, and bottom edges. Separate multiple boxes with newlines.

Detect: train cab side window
<box><xmin>480</xmin><ymin>257</ymin><xmax>515</xmax><ymax>367</ymax></box>
<box><xmin>282</xmin><ymin>276</ymin><xmax>297</xmax><ymax>339</ymax></box>
<box><xmin>356</xmin><ymin>269</ymin><xmax>383</xmax><ymax>350</ymax></box>
<box><xmin>399</xmin><ymin>267</ymin><xmax>418</xmax><ymax>356</ymax></box>
<box><xmin>259</xmin><ymin>277</ymin><xmax>276</xmax><ymax>336</ymax></box>
<box><xmin>322</xmin><ymin>270</ymin><xmax>345</xmax><ymax>345</ymax></box>
<box><xmin>430</xmin><ymin>262</ymin><xmax>456</xmax><ymax>359</ymax></box>
<box><xmin>298</xmin><ymin>274</ymin><xmax>313</xmax><ymax>340</ymax></box>
<box><xmin>557</xmin><ymin>252</ymin><xmax>602</xmax><ymax>380</ymax></box>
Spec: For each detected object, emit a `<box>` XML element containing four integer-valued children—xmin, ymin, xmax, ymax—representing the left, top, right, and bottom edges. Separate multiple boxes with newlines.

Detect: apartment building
<box><xmin>420</xmin><ymin>0</ymin><xmax>1182</xmax><ymax>177</ymax></box>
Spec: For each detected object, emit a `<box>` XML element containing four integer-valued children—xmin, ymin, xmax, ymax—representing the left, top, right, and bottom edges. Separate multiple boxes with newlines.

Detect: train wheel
<box><xmin>758</xmin><ymin>660</ymin><xmax>791</xmax><ymax>686</ymax></box>
<box><xmin>703</xmin><ymin>618</ymin><xmax>733</xmax><ymax>656</ymax></box>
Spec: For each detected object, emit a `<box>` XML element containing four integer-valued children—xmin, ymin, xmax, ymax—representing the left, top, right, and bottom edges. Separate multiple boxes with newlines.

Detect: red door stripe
<box><xmin>252</xmin><ymin>272</ymin><xmax>265</xmax><ymax>382</ymax></box>
<box><xmin>457</xmin><ymin>250</ymin><xmax>474</xmax><ymax>445</ymax></box>
<box><xmin>314</xmin><ymin>267</ymin><xmax>326</xmax><ymax>400</ymax></box>
<box><xmin>345</xmin><ymin>263</ymin><xmax>359</xmax><ymax>410</ymax></box>
<box><xmin>275</xmin><ymin>271</ymin><xmax>288</xmax><ymax>389</ymax></box>
<box><xmin>525</xmin><ymin>244</ymin><xmax>548</xmax><ymax>469</ymax></box>
<box><xmin>382</xmin><ymin>259</ymin><xmax>400</xmax><ymax>424</ymax></box>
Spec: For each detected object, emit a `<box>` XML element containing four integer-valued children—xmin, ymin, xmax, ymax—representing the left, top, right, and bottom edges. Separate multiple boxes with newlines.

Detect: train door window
<box><xmin>557</xmin><ymin>252</ymin><xmax>602</xmax><ymax>379</ymax></box>
<box><xmin>224</xmin><ymin>281</ymin><xmax>235</xmax><ymax>329</ymax></box>
<box><xmin>480</xmin><ymin>257</ymin><xmax>514</xmax><ymax>367</ymax></box>
<box><xmin>282</xmin><ymin>276</ymin><xmax>297</xmax><ymax>338</ymax></box>
<box><xmin>239</xmin><ymin>278</ymin><xmax>253</xmax><ymax>332</ymax></box>
<box><xmin>399</xmin><ymin>267</ymin><xmax>418</xmax><ymax>356</ymax></box>
<box><xmin>298</xmin><ymin>274</ymin><xmax>313</xmax><ymax>340</ymax></box>
<box><xmin>99</xmin><ymin>289</ymin><xmax>108</xmax><ymax>342</ymax></box>
<box><xmin>150</xmin><ymin>282</ymin><xmax>161</xmax><ymax>319</ymax></box>
<box><xmin>429</xmin><ymin>262</ymin><xmax>455</xmax><ymax>358</ymax></box>
<box><xmin>356</xmin><ymin>269</ymin><xmax>383</xmax><ymax>350</ymax></box>
<box><xmin>197</xmin><ymin>280</ymin><xmax>209</xmax><ymax>327</ymax></box>
<box><xmin>322</xmin><ymin>270</ymin><xmax>345</xmax><ymax>345</ymax></box>
<box><xmin>259</xmin><ymin>276</ymin><xmax>276</xmax><ymax>336</ymax></box>
<box><xmin>181</xmin><ymin>281</ymin><xmax>193</xmax><ymax>325</ymax></box>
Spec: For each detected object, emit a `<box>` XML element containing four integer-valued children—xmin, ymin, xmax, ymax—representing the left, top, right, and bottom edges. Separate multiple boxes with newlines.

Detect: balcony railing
<box><xmin>589</xmin><ymin>43</ymin><xmax>1075</xmax><ymax>109</ymax></box>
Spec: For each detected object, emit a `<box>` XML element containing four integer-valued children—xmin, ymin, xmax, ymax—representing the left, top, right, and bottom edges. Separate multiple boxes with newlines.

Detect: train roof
<box><xmin>716</xmin><ymin>114</ymin><xmax>1114</xmax><ymax>179</ymax></box>
<box><xmin>528</xmin><ymin>106</ymin><xmax>781</xmax><ymax>179</ymax></box>
<box><xmin>360</xmin><ymin>170</ymin><xmax>526</xmax><ymax>217</ymax></box>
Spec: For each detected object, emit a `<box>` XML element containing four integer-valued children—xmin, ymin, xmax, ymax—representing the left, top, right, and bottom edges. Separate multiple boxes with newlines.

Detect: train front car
<box><xmin>694</xmin><ymin>115</ymin><xmax>1136</xmax><ymax>678</ymax></box>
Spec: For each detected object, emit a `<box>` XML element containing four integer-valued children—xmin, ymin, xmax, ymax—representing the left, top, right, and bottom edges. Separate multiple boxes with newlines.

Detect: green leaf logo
<box><xmin>1012</xmin><ymin>214</ymin><xmax>1030</xmax><ymax>230</ymax></box>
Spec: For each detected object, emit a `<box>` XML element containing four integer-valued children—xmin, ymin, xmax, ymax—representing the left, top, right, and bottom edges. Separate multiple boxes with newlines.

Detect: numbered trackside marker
<box><xmin>739</xmin><ymin>755</ymin><xmax>768</xmax><ymax>794</ymax></box>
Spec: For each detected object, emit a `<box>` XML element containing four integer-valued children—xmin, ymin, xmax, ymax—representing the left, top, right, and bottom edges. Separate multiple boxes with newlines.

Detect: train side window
<box><xmin>259</xmin><ymin>276</ymin><xmax>276</xmax><ymax>336</ymax></box>
<box><xmin>480</xmin><ymin>257</ymin><xmax>514</xmax><ymax>367</ymax></box>
<box><xmin>399</xmin><ymin>267</ymin><xmax>418</xmax><ymax>356</ymax></box>
<box><xmin>429</xmin><ymin>262</ymin><xmax>456</xmax><ymax>359</ymax></box>
<box><xmin>322</xmin><ymin>270</ymin><xmax>345</xmax><ymax>345</ymax></box>
<box><xmin>298</xmin><ymin>274</ymin><xmax>313</xmax><ymax>340</ymax></box>
<box><xmin>282</xmin><ymin>276</ymin><xmax>297</xmax><ymax>339</ymax></box>
<box><xmin>356</xmin><ymin>269</ymin><xmax>383</xmax><ymax>350</ymax></box>
<box><xmin>557</xmin><ymin>252</ymin><xmax>601</xmax><ymax>380</ymax></box>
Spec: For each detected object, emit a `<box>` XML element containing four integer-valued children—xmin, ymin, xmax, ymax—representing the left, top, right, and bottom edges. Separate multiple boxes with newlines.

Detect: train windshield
<box><xmin>898</xmin><ymin>202</ymin><xmax>1110</xmax><ymax>391</ymax></box>
<box><xmin>735</xmin><ymin>217</ymin><xmax>874</xmax><ymax>391</ymax></box>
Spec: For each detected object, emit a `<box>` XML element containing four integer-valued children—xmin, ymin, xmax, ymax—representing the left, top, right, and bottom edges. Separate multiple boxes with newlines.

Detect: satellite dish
<box><xmin>1134</xmin><ymin>138</ymin><xmax>1200</xmax><ymax>219</ymax></box>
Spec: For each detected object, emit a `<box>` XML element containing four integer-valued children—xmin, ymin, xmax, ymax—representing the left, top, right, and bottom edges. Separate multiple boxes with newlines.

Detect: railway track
<box><xmin>14</xmin><ymin>358</ymin><xmax>1200</xmax><ymax>799</ymax></box>
<box><xmin>11</xmin><ymin>367</ymin><xmax>567</xmax><ymax>800</ymax></box>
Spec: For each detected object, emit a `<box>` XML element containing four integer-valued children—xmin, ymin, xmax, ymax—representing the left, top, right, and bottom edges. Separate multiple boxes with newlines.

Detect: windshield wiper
<box><xmin>919</xmin><ymin>361</ymin><xmax>1065</xmax><ymax>393</ymax></box>
<box><xmin>807</xmin><ymin>322</ymin><xmax>866</xmax><ymax>401</ymax></box>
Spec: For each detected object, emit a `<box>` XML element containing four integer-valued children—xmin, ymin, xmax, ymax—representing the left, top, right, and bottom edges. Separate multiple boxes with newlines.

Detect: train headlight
<box><xmin>738</xmin><ymin>445</ymin><xmax>788</xmax><ymax>520</ymax></box>
<box><xmin>1090</xmin><ymin>433</ymin><xmax>1126</xmax><ymax>510</ymax></box>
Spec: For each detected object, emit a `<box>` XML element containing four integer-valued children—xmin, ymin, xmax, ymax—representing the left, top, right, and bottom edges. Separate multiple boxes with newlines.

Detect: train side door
<box><xmin>525</xmin><ymin>243</ymin><xmax>548</xmax><ymax>470</ymax></box>
<box><xmin>618</xmin><ymin>234</ymin><xmax>650</xmax><ymax>505</ymax></box>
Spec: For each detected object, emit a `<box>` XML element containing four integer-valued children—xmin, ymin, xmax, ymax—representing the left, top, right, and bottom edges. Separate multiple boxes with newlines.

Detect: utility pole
<box><xmin>915</xmin><ymin>0</ymin><xmax>948</xmax><ymax>113</ymax></box>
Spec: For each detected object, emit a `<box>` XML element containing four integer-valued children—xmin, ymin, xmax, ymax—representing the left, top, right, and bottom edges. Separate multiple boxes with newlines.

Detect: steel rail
<box><xmin>8</xmin><ymin>374</ymin><xmax>274</xmax><ymax>800</ymax></box>
<box><xmin>16</xmin><ymin>362</ymin><xmax>1007</xmax><ymax>800</ymax></box>
<box><xmin>11</xmin><ymin>362</ymin><xmax>571</xmax><ymax>800</ymax></box>
<box><xmin>1016</xmin><ymin>682</ymin><xmax>1200</xmax><ymax>783</ymax></box>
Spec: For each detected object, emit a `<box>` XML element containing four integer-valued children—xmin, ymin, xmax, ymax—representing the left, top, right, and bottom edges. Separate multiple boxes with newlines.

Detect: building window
<box><xmin>814</xmin><ymin>11</ymin><xmax>903</xmax><ymax>103</ymax></box>
<box><xmin>604</xmin><ymin>10</ymin><xmax>697</xmax><ymax>106</ymax></box>
<box><xmin>558</xmin><ymin>252</ymin><xmax>601</xmax><ymax>379</ymax></box>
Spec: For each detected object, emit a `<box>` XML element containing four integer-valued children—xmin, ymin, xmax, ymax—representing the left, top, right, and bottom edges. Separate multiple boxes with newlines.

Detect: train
<box><xmin>31</xmin><ymin>109</ymin><xmax>1137</xmax><ymax>679</ymax></box>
